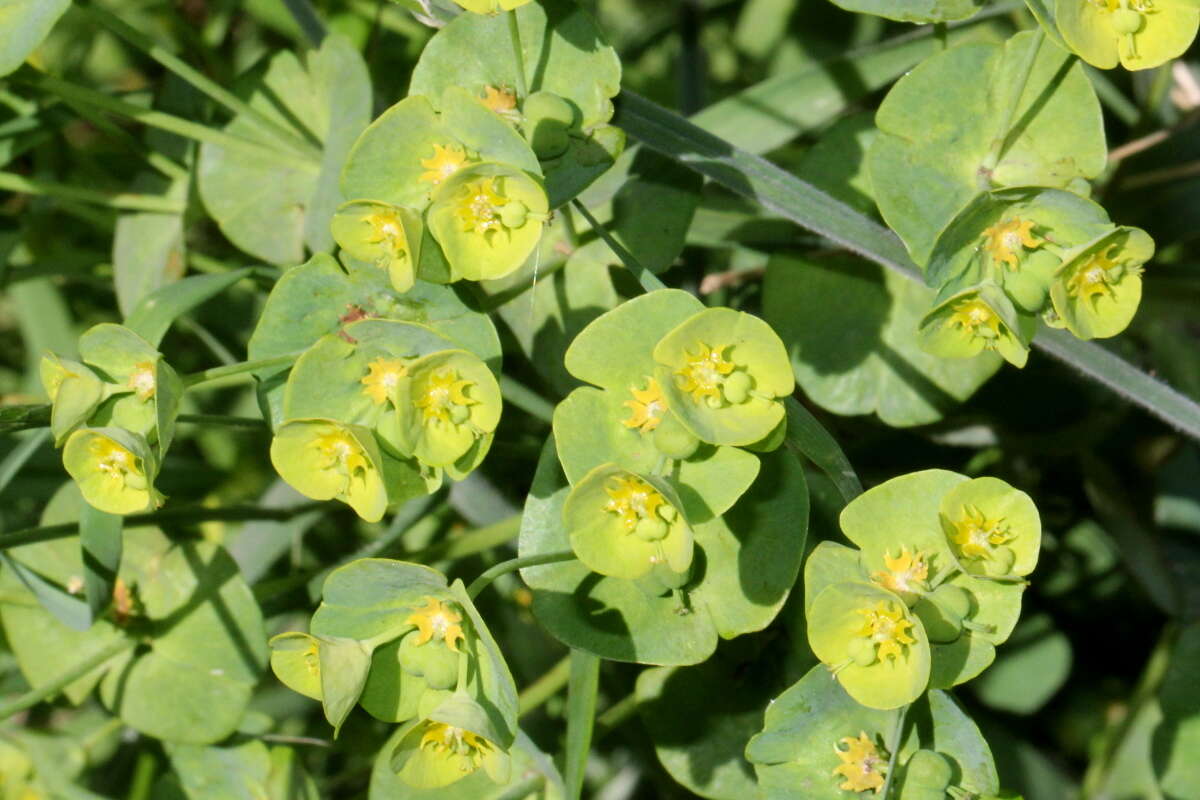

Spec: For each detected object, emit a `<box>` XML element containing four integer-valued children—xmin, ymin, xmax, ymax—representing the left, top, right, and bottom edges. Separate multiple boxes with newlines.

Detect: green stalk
<box><xmin>594</xmin><ymin>692</ymin><xmax>638</xmax><ymax>739</ymax></box>
<box><xmin>80</xmin><ymin>3</ymin><xmax>322</xmax><ymax>162</ymax></box>
<box><xmin>0</xmin><ymin>171</ymin><xmax>184</xmax><ymax>214</ymax></box>
<box><xmin>18</xmin><ymin>72</ymin><xmax>312</xmax><ymax>170</ymax></box>
<box><xmin>563</xmin><ymin>650</ymin><xmax>600</xmax><ymax>800</ymax></box>
<box><xmin>499</xmin><ymin>374</ymin><xmax>556</xmax><ymax>424</ymax></box>
<box><xmin>571</xmin><ymin>200</ymin><xmax>668</xmax><ymax>293</ymax></box>
<box><xmin>0</xmin><ymin>502</ymin><xmax>324</xmax><ymax>551</ymax></box>
<box><xmin>466</xmin><ymin>550</ymin><xmax>576</xmax><ymax>599</ymax></box>
<box><xmin>508</xmin><ymin>11</ymin><xmax>530</xmax><ymax>100</ymax></box>
<box><xmin>518</xmin><ymin>654</ymin><xmax>572</xmax><ymax>717</ymax></box>
<box><xmin>282</xmin><ymin>0</ymin><xmax>329</xmax><ymax>47</ymax></box>
<box><xmin>0</xmin><ymin>637</ymin><xmax>135</xmax><ymax>722</ymax></box>
<box><xmin>881</xmin><ymin>703</ymin><xmax>910</xmax><ymax>799</ymax></box>
<box><xmin>182</xmin><ymin>354</ymin><xmax>298</xmax><ymax>388</ymax></box>
<box><xmin>52</xmin><ymin>93</ymin><xmax>191</xmax><ymax>183</ymax></box>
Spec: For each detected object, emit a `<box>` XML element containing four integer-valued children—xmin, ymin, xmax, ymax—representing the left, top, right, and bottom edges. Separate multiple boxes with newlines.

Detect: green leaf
<box><xmin>1153</xmin><ymin>622</ymin><xmax>1200</xmax><ymax>796</ymax></box>
<box><xmin>317</xmin><ymin>636</ymin><xmax>374</xmax><ymax>735</ymax></box>
<box><xmin>449</xmin><ymin>579</ymin><xmax>520</xmax><ymax>748</ymax></box>
<box><xmin>123</xmin><ymin>269</ymin><xmax>254</xmax><ymax>348</ymax></box>
<box><xmin>79</xmin><ymin>502</ymin><xmax>122</xmax><ymax>625</ymax></box>
<box><xmin>197</xmin><ymin>33</ymin><xmax>371</xmax><ymax>264</ymax></box>
<box><xmin>564</xmin><ymin>650</ymin><xmax>599</xmax><ymax>800</ymax></box>
<box><xmin>167</xmin><ymin>740</ymin><xmax>320</xmax><ymax>800</ymax></box>
<box><xmin>112</xmin><ymin>184</ymin><xmax>188</xmax><ymax>317</ymax></box>
<box><xmin>767</xmin><ymin>255</ymin><xmax>1003</xmax><ymax>428</ymax></box>
<box><xmin>971</xmin><ymin>613</ymin><xmax>1071</xmax><ymax>714</ymax></box>
<box><xmin>519</xmin><ymin>435</ymin><xmax>807</xmax><ymax>665</ymax></box>
<box><xmin>828</xmin><ymin>0</ymin><xmax>982</xmax><ymax>23</ymax></box>
<box><xmin>867</xmin><ymin>32</ymin><xmax>1106</xmax><ymax>265</ymax></box>
<box><xmin>0</xmin><ymin>0</ymin><xmax>70</xmax><ymax>77</ymax></box>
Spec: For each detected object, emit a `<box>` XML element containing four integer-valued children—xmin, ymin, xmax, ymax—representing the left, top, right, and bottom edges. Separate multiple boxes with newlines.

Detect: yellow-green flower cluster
<box><xmin>40</xmin><ymin>323</ymin><xmax>181</xmax><ymax>515</ymax></box>
<box><xmin>806</xmin><ymin>470</ymin><xmax>1041</xmax><ymax>709</ymax></box>
<box><xmin>333</xmin><ymin>90</ymin><xmax>550</xmax><ymax>292</ymax></box>
<box><xmin>918</xmin><ymin>188</ymin><xmax>1153</xmax><ymax>367</ymax></box>
<box><xmin>269</xmin><ymin>560</ymin><xmax>517</xmax><ymax>790</ymax></box>
<box><xmin>1056</xmin><ymin>0</ymin><xmax>1199</xmax><ymax>70</ymax></box>
<box><xmin>270</xmin><ymin>320</ymin><xmax>502</xmax><ymax>522</ymax></box>
<box><xmin>554</xmin><ymin>291</ymin><xmax>794</xmax><ymax>589</ymax></box>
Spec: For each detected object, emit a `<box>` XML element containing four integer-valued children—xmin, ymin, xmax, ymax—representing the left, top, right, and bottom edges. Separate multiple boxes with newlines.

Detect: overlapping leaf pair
<box><xmin>867</xmin><ymin>32</ymin><xmax>1155</xmax><ymax>367</ymax></box>
<box><xmin>805</xmin><ymin>470</ymin><xmax>1041</xmax><ymax>710</ymax></box>
<box><xmin>269</xmin><ymin>560</ymin><xmax>518</xmax><ymax>790</ymax></box>
<box><xmin>554</xmin><ymin>290</ymin><xmax>794</xmax><ymax>589</ymax></box>
<box><xmin>39</xmin><ymin>324</ymin><xmax>182</xmax><ymax>514</ymax></box>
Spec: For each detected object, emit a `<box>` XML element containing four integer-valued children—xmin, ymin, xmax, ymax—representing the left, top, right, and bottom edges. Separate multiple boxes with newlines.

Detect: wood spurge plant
<box><xmin>1</xmin><ymin>0</ymin><xmax>1197</xmax><ymax>799</ymax></box>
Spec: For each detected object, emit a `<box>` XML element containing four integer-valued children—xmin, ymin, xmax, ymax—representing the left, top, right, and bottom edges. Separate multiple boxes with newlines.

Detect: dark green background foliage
<box><xmin>1</xmin><ymin>0</ymin><xmax>1199</xmax><ymax>798</ymax></box>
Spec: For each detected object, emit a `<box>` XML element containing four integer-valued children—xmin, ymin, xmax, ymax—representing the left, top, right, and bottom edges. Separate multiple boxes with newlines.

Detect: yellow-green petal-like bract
<box><xmin>917</xmin><ymin>283</ymin><xmax>1031</xmax><ymax>368</ymax></box>
<box><xmin>270</xmin><ymin>419</ymin><xmax>389</xmax><ymax>522</ymax></box>
<box><xmin>330</xmin><ymin>200</ymin><xmax>424</xmax><ymax>293</ymax></box>
<box><xmin>1049</xmin><ymin>226</ymin><xmax>1152</xmax><ymax>340</ymax></box>
<box><xmin>451</xmin><ymin>0</ymin><xmax>532</xmax><ymax>12</ymax></box>
<box><xmin>1056</xmin><ymin>0</ymin><xmax>1199</xmax><ymax>71</ymax></box>
<box><xmin>62</xmin><ymin>427</ymin><xmax>163</xmax><ymax>515</ymax></box>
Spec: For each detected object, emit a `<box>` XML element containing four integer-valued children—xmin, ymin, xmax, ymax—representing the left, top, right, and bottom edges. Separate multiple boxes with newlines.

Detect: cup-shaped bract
<box><xmin>808</xmin><ymin>581</ymin><xmax>932</xmax><ymax>709</ymax></box>
<box><xmin>917</xmin><ymin>283</ymin><xmax>1032</xmax><ymax>368</ymax></box>
<box><xmin>390</xmin><ymin>692</ymin><xmax>511</xmax><ymax>789</ymax></box>
<box><xmin>269</xmin><ymin>632</ymin><xmax>324</xmax><ymax>702</ymax></box>
<box><xmin>1050</xmin><ymin>226</ymin><xmax>1152</xmax><ymax>340</ymax></box>
<box><xmin>427</xmin><ymin>163</ymin><xmax>549</xmax><ymax>282</ymax></box>
<box><xmin>62</xmin><ymin>427</ymin><xmax>163</xmax><ymax>515</ymax></box>
<box><xmin>40</xmin><ymin>355</ymin><xmax>105</xmax><ymax>445</ymax></box>
<box><xmin>330</xmin><ymin>201</ymin><xmax>424</xmax><ymax>293</ymax></box>
<box><xmin>452</xmin><ymin>0</ymin><xmax>532</xmax><ymax>12</ymax></box>
<box><xmin>387</xmin><ymin>349</ymin><xmax>502</xmax><ymax>471</ymax></box>
<box><xmin>270</xmin><ymin>419</ymin><xmax>389</xmax><ymax>522</ymax></box>
<box><xmin>652</xmin><ymin>308</ymin><xmax>794</xmax><ymax>448</ymax></box>
<box><xmin>563</xmin><ymin>464</ymin><xmax>694</xmax><ymax>581</ymax></box>
<box><xmin>939</xmin><ymin>477</ymin><xmax>1041</xmax><ymax>579</ymax></box>
<box><xmin>1056</xmin><ymin>0</ymin><xmax>1199</xmax><ymax>70</ymax></box>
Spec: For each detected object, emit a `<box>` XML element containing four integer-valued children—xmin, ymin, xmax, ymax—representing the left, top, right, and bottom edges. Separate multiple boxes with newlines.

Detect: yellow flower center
<box><xmin>622</xmin><ymin>377</ymin><xmax>667</xmax><ymax>433</ymax></box>
<box><xmin>312</xmin><ymin>430</ymin><xmax>372</xmax><ymax>493</ymax></box>
<box><xmin>604</xmin><ymin>475</ymin><xmax>667</xmax><ymax>532</ymax></box>
<box><xmin>674</xmin><ymin>342</ymin><xmax>735</xmax><ymax>404</ymax></box>
<box><xmin>945</xmin><ymin>298</ymin><xmax>1007</xmax><ymax>347</ymax></box>
<box><xmin>870</xmin><ymin>548</ymin><xmax>929</xmax><ymax>596</ymax></box>
<box><xmin>127</xmin><ymin>361</ymin><xmax>157</xmax><ymax>401</ymax></box>
<box><xmin>982</xmin><ymin>217</ymin><xmax>1042</xmax><ymax>270</ymax></box>
<box><xmin>363</xmin><ymin>209</ymin><xmax>409</xmax><ymax>256</ymax></box>
<box><xmin>420</xmin><ymin>722</ymin><xmax>494</xmax><ymax>766</ymax></box>
<box><xmin>1066</xmin><ymin>245</ymin><xmax>1126</xmax><ymax>305</ymax></box>
<box><xmin>361</xmin><ymin>357</ymin><xmax>409</xmax><ymax>405</ymax></box>
<box><xmin>91</xmin><ymin>438</ymin><xmax>141</xmax><ymax>487</ymax></box>
<box><xmin>406</xmin><ymin>596</ymin><xmax>467</xmax><ymax>652</ymax></box>
<box><xmin>950</xmin><ymin>504</ymin><xmax>1014</xmax><ymax>560</ymax></box>
<box><xmin>415</xmin><ymin>368</ymin><xmax>476</xmax><ymax>426</ymax></box>
<box><xmin>420</xmin><ymin>143</ymin><xmax>470</xmax><ymax>187</ymax></box>
<box><xmin>832</xmin><ymin>732</ymin><xmax>888</xmax><ymax>794</ymax></box>
<box><xmin>455</xmin><ymin>178</ymin><xmax>507</xmax><ymax>236</ymax></box>
<box><xmin>855</xmin><ymin>601</ymin><xmax>916</xmax><ymax>662</ymax></box>
<box><xmin>482</xmin><ymin>85</ymin><xmax>518</xmax><ymax>114</ymax></box>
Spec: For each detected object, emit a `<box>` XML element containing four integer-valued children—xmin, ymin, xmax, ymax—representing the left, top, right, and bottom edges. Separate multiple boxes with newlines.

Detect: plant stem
<box><xmin>282</xmin><ymin>0</ymin><xmax>329</xmax><ymax>47</ymax></box>
<box><xmin>0</xmin><ymin>171</ymin><xmax>184</xmax><ymax>214</ymax></box>
<box><xmin>80</xmin><ymin>3</ymin><xmax>322</xmax><ymax>162</ymax></box>
<box><xmin>17</xmin><ymin>72</ymin><xmax>312</xmax><ymax>170</ymax></box>
<box><xmin>571</xmin><ymin>200</ymin><xmax>667</xmax><ymax>293</ymax></box>
<box><xmin>0</xmin><ymin>637</ymin><xmax>135</xmax><ymax>722</ymax></box>
<box><xmin>518</xmin><ymin>654</ymin><xmax>572</xmax><ymax>717</ymax></box>
<box><xmin>881</xmin><ymin>704</ymin><xmax>910</xmax><ymax>799</ymax></box>
<box><xmin>0</xmin><ymin>503</ymin><xmax>324</xmax><ymax>551</ymax></box>
<box><xmin>508</xmin><ymin>11</ymin><xmax>530</xmax><ymax>100</ymax></box>
<box><xmin>564</xmin><ymin>650</ymin><xmax>600</xmax><ymax>800</ymax></box>
<box><xmin>182</xmin><ymin>354</ymin><xmax>298</xmax><ymax>388</ymax></box>
<box><xmin>980</xmin><ymin>28</ymin><xmax>1044</xmax><ymax>176</ymax></box>
<box><xmin>499</xmin><ymin>374</ymin><xmax>555</xmax><ymax>424</ymax></box>
<box><xmin>176</xmin><ymin>413</ymin><xmax>268</xmax><ymax>428</ymax></box>
<box><xmin>466</xmin><ymin>550</ymin><xmax>575</xmax><ymax>599</ymax></box>
<box><xmin>594</xmin><ymin>692</ymin><xmax>638</xmax><ymax>739</ymax></box>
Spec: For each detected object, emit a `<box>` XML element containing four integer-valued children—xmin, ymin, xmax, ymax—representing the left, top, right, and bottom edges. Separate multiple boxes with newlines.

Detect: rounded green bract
<box><xmin>270</xmin><ymin>419</ymin><xmax>389</xmax><ymax>522</ymax></box>
<box><xmin>62</xmin><ymin>427</ymin><xmax>163</xmax><ymax>515</ymax></box>
<box><xmin>330</xmin><ymin>200</ymin><xmax>424</xmax><ymax>293</ymax></box>
<box><xmin>939</xmin><ymin>477</ymin><xmax>1041</xmax><ymax>578</ymax></box>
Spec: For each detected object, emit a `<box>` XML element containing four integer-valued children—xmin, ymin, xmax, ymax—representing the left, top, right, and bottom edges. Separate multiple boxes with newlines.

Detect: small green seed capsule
<box><xmin>905</xmin><ymin>750</ymin><xmax>953</xmax><ymax>790</ymax></box>
<box><xmin>722</xmin><ymin>370</ymin><xmax>753</xmax><ymax>404</ymax></box>
<box><xmin>847</xmin><ymin>637</ymin><xmax>877</xmax><ymax>667</ymax></box>
<box><xmin>634</xmin><ymin>516</ymin><xmax>670</xmax><ymax>542</ymax></box>
<box><xmin>523</xmin><ymin>91</ymin><xmax>576</xmax><ymax>127</ymax></box>
<box><xmin>1110</xmin><ymin>8</ymin><xmax>1143</xmax><ymax>34</ymax></box>
<box><xmin>450</xmin><ymin>404</ymin><xmax>471</xmax><ymax>425</ymax></box>
<box><xmin>499</xmin><ymin>200</ymin><xmax>529</xmax><ymax>228</ymax></box>
<box><xmin>653</xmin><ymin>414</ymin><xmax>700</xmax><ymax>460</ymax></box>
<box><xmin>930</xmin><ymin>584</ymin><xmax>971</xmax><ymax>620</ymax></box>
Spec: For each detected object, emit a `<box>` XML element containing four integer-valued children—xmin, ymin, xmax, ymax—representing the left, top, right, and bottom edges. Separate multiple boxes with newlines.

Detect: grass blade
<box><xmin>563</xmin><ymin>649</ymin><xmax>600</xmax><ymax>800</ymax></box>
